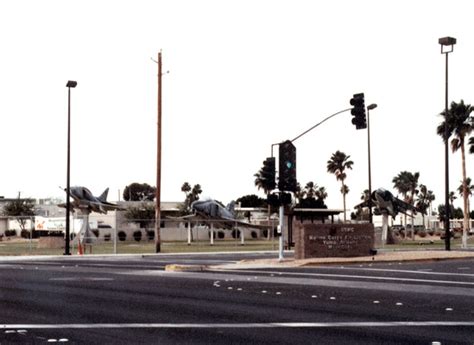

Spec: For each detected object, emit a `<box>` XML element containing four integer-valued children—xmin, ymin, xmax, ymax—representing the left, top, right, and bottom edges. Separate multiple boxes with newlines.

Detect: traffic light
<box><xmin>261</xmin><ymin>157</ymin><xmax>276</xmax><ymax>191</ymax></box>
<box><xmin>350</xmin><ymin>93</ymin><xmax>367</xmax><ymax>129</ymax></box>
<box><xmin>278</xmin><ymin>140</ymin><xmax>297</xmax><ymax>192</ymax></box>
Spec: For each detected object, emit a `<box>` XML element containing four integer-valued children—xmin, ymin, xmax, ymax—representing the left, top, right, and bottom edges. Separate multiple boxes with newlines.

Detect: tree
<box><xmin>123</xmin><ymin>183</ymin><xmax>156</xmax><ymax>201</ymax></box>
<box><xmin>437</xmin><ymin>99</ymin><xmax>474</xmax><ymax>248</ymax></box>
<box><xmin>393</xmin><ymin>171</ymin><xmax>419</xmax><ymax>235</ymax></box>
<box><xmin>416</xmin><ymin>184</ymin><xmax>434</xmax><ymax>229</ymax></box>
<box><xmin>458</xmin><ymin>177</ymin><xmax>473</xmax><ymax>221</ymax></box>
<box><xmin>327</xmin><ymin>151</ymin><xmax>353</xmax><ymax>222</ymax></box>
<box><xmin>235</xmin><ymin>194</ymin><xmax>266</xmax><ymax>208</ymax></box>
<box><xmin>2</xmin><ymin>196</ymin><xmax>35</xmax><ymax>232</ymax></box>
<box><xmin>123</xmin><ymin>203</ymin><xmax>155</xmax><ymax>229</ymax></box>
<box><xmin>180</xmin><ymin>182</ymin><xmax>202</xmax><ymax>214</ymax></box>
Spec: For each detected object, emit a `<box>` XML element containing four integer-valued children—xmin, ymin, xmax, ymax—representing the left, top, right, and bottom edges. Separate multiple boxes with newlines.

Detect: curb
<box><xmin>164</xmin><ymin>264</ymin><xmax>208</xmax><ymax>272</ymax></box>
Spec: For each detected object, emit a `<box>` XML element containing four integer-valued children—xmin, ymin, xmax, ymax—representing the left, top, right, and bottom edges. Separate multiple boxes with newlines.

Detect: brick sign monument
<box><xmin>294</xmin><ymin>222</ymin><xmax>375</xmax><ymax>259</ymax></box>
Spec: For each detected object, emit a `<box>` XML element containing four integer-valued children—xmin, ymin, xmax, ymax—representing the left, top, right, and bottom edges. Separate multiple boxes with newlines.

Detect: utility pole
<box><xmin>155</xmin><ymin>51</ymin><xmax>162</xmax><ymax>253</ymax></box>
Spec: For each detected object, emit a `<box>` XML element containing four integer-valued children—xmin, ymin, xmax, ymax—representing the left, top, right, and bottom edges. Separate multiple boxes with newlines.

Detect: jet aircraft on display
<box><xmin>355</xmin><ymin>188</ymin><xmax>422</xmax><ymax>218</ymax></box>
<box><xmin>173</xmin><ymin>199</ymin><xmax>270</xmax><ymax>230</ymax></box>
<box><xmin>60</xmin><ymin>186</ymin><xmax>124</xmax><ymax>214</ymax></box>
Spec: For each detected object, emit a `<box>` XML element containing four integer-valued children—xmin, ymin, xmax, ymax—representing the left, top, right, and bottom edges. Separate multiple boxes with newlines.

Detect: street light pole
<box><xmin>65</xmin><ymin>80</ymin><xmax>77</xmax><ymax>255</ymax></box>
<box><xmin>155</xmin><ymin>51</ymin><xmax>162</xmax><ymax>253</ymax></box>
<box><xmin>367</xmin><ymin>103</ymin><xmax>377</xmax><ymax>224</ymax></box>
<box><xmin>439</xmin><ymin>36</ymin><xmax>456</xmax><ymax>251</ymax></box>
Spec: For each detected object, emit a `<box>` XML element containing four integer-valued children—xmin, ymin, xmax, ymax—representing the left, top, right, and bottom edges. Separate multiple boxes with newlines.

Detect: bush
<box><xmin>217</xmin><ymin>231</ymin><xmax>225</xmax><ymax>239</ymax></box>
<box><xmin>133</xmin><ymin>230</ymin><xmax>142</xmax><ymax>242</ymax></box>
<box><xmin>118</xmin><ymin>231</ymin><xmax>127</xmax><ymax>241</ymax></box>
<box><xmin>251</xmin><ymin>231</ymin><xmax>258</xmax><ymax>239</ymax></box>
<box><xmin>231</xmin><ymin>230</ymin><xmax>241</xmax><ymax>239</ymax></box>
<box><xmin>147</xmin><ymin>230</ymin><xmax>155</xmax><ymax>241</ymax></box>
<box><xmin>5</xmin><ymin>230</ymin><xmax>16</xmax><ymax>237</ymax></box>
<box><xmin>418</xmin><ymin>231</ymin><xmax>427</xmax><ymax>238</ymax></box>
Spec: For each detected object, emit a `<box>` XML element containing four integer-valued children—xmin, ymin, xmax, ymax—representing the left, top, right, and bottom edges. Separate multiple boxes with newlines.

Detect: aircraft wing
<box><xmin>168</xmin><ymin>213</ymin><xmax>271</xmax><ymax>229</ymax></box>
<box><xmin>392</xmin><ymin>198</ymin><xmax>418</xmax><ymax>215</ymax></box>
<box><xmin>353</xmin><ymin>200</ymin><xmax>370</xmax><ymax>209</ymax></box>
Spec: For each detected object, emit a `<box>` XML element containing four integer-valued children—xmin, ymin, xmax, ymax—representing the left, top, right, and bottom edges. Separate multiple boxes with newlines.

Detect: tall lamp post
<box><xmin>439</xmin><ymin>36</ymin><xmax>456</xmax><ymax>251</ymax></box>
<box><xmin>65</xmin><ymin>80</ymin><xmax>77</xmax><ymax>255</ymax></box>
<box><xmin>367</xmin><ymin>103</ymin><xmax>377</xmax><ymax>224</ymax></box>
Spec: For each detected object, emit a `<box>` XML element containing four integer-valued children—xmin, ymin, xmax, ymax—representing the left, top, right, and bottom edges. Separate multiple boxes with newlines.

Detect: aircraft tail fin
<box><xmin>98</xmin><ymin>188</ymin><xmax>109</xmax><ymax>202</ymax></box>
<box><xmin>226</xmin><ymin>200</ymin><xmax>236</xmax><ymax>215</ymax></box>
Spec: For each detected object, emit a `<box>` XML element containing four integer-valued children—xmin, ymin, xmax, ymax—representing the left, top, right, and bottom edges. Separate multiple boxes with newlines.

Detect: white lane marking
<box><xmin>457</xmin><ymin>267</ymin><xmax>470</xmax><ymax>270</ymax></box>
<box><xmin>1</xmin><ymin>321</ymin><xmax>474</xmax><ymax>329</ymax></box>
<box><xmin>336</xmin><ymin>267</ymin><xmax>474</xmax><ymax>278</ymax></box>
<box><xmin>220</xmin><ymin>269</ymin><xmax>474</xmax><ymax>286</ymax></box>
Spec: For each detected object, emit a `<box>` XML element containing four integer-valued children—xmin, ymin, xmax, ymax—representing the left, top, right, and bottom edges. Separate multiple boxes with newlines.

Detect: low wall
<box><xmin>295</xmin><ymin>223</ymin><xmax>375</xmax><ymax>259</ymax></box>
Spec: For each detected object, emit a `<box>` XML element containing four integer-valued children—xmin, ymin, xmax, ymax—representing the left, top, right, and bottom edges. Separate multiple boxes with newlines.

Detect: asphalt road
<box><xmin>0</xmin><ymin>253</ymin><xmax>473</xmax><ymax>344</ymax></box>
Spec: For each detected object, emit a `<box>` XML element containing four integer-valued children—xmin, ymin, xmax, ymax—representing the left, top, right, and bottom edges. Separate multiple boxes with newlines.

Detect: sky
<box><xmin>1</xmin><ymin>0</ymin><xmax>474</xmax><ymax>216</ymax></box>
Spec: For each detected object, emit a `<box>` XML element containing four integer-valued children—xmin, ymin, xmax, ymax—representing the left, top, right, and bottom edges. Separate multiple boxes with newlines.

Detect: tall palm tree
<box><xmin>254</xmin><ymin>169</ymin><xmax>273</xmax><ymax>240</ymax></box>
<box><xmin>392</xmin><ymin>171</ymin><xmax>411</xmax><ymax>227</ymax></box>
<box><xmin>393</xmin><ymin>171</ymin><xmax>419</xmax><ymax>237</ymax></box>
<box><xmin>449</xmin><ymin>191</ymin><xmax>457</xmax><ymax>207</ymax></box>
<box><xmin>458</xmin><ymin>177</ymin><xmax>474</xmax><ymax>225</ymax></box>
<box><xmin>327</xmin><ymin>150</ymin><xmax>353</xmax><ymax>222</ymax></box>
<box><xmin>437</xmin><ymin>99</ymin><xmax>474</xmax><ymax>248</ymax></box>
<box><xmin>416</xmin><ymin>184</ymin><xmax>433</xmax><ymax>229</ymax></box>
<box><xmin>426</xmin><ymin>190</ymin><xmax>436</xmax><ymax>217</ymax></box>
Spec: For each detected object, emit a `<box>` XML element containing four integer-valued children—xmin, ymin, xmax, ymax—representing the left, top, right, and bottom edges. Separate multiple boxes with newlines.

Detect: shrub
<box><xmin>231</xmin><ymin>229</ymin><xmax>241</xmax><ymax>239</ymax></box>
<box><xmin>217</xmin><ymin>231</ymin><xmax>225</xmax><ymax>239</ymax></box>
<box><xmin>418</xmin><ymin>231</ymin><xmax>427</xmax><ymax>238</ymax></box>
<box><xmin>251</xmin><ymin>231</ymin><xmax>258</xmax><ymax>239</ymax></box>
<box><xmin>133</xmin><ymin>230</ymin><xmax>142</xmax><ymax>242</ymax></box>
<box><xmin>147</xmin><ymin>230</ymin><xmax>155</xmax><ymax>240</ymax></box>
<box><xmin>5</xmin><ymin>230</ymin><xmax>16</xmax><ymax>237</ymax></box>
<box><xmin>118</xmin><ymin>231</ymin><xmax>127</xmax><ymax>241</ymax></box>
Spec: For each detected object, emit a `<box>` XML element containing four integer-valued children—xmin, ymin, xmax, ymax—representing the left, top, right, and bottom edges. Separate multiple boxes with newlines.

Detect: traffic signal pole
<box><xmin>291</xmin><ymin>108</ymin><xmax>352</xmax><ymax>143</ymax></box>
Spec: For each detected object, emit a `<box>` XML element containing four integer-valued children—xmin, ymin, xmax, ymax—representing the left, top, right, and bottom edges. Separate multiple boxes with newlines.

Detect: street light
<box><xmin>65</xmin><ymin>80</ymin><xmax>77</xmax><ymax>255</ymax></box>
<box><xmin>367</xmin><ymin>103</ymin><xmax>377</xmax><ymax>224</ymax></box>
<box><xmin>439</xmin><ymin>36</ymin><xmax>456</xmax><ymax>251</ymax></box>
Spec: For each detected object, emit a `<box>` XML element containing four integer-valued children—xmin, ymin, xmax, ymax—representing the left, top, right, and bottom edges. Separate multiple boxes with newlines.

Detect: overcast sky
<box><xmin>1</xmin><ymin>0</ymin><xmax>473</xmax><ymax>215</ymax></box>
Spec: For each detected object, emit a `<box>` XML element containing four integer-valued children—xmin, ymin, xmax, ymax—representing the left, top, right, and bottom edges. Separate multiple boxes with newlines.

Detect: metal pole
<box><xmin>155</xmin><ymin>51</ymin><xmax>162</xmax><ymax>253</ymax></box>
<box><xmin>367</xmin><ymin>108</ymin><xmax>373</xmax><ymax>224</ymax></box>
<box><xmin>278</xmin><ymin>205</ymin><xmax>284</xmax><ymax>261</ymax></box>
<box><xmin>444</xmin><ymin>52</ymin><xmax>451</xmax><ymax>251</ymax></box>
<box><xmin>65</xmin><ymin>86</ymin><xmax>71</xmax><ymax>255</ymax></box>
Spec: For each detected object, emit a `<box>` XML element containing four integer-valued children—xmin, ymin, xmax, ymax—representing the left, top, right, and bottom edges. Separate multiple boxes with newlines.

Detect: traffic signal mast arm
<box><xmin>291</xmin><ymin>108</ymin><xmax>352</xmax><ymax>143</ymax></box>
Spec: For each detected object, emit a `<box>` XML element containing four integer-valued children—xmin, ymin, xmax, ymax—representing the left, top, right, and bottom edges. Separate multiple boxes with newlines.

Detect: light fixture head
<box><xmin>66</xmin><ymin>80</ymin><xmax>77</xmax><ymax>88</ymax></box>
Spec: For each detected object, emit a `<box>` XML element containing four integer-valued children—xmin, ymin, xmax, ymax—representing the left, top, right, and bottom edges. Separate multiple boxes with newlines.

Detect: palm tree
<box><xmin>458</xmin><ymin>177</ymin><xmax>474</xmax><ymax>226</ymax></box>
<box><xmin>393</xmin><ymin>171</ymin><xmax>419</xmax><ymax>238</ymax></box>
<box><xmin>254</xmin><ymin>168</ymin><xmax>274</xmax><ymax>240</ymax></box>
<box><xmin>449</xmin><ymin>191</ymin><xmax>457</xmax><ymax>207</ymax></box>
<box><xmin>416</xmin><ymin>184</ymin><xmax>433</xmax><ymax>229</ymax></box>
<box><xmin>327</xmin><ymin>151</ymin><xmax>353</xmax><ymax>222</ymax></box>
<box><xmin>426</xmin><ymin>190</ymin><xmax>436</xmax><ymax>217</ymax></box>
<box><xmin>303</xmin><ymin>181</ymin><xmax>318</xmax><ymax>199</ymax></box>
<box><xmin>392</xmin><ymin>171</ymin><xmax>411</xmax><ymax>227</ymax></box>
<box><xmin>316</xmin><ymin>186</ymin><xmax>328</xmax><ymax>201</ymax></box>
<box><xmin>437</xmin><ymin>99</ymin><xmax>474</xmax><ymax>248</ymax></box>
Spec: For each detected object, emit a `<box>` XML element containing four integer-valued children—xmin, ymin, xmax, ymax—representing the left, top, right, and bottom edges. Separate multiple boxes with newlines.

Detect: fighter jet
<box><xmin>60</xmin><ymin>186</ymin><xmax>124</xmax><ymax>214</ymax></box>
<box><xmin>355</xmin><ymin>188</ymin><xmax>421</xmax><ymax>218</ymax></box>
<box><xmin>173</xmin><ymin>199</ymin><xmax>269</xmax><ymax>229</ymax></box>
